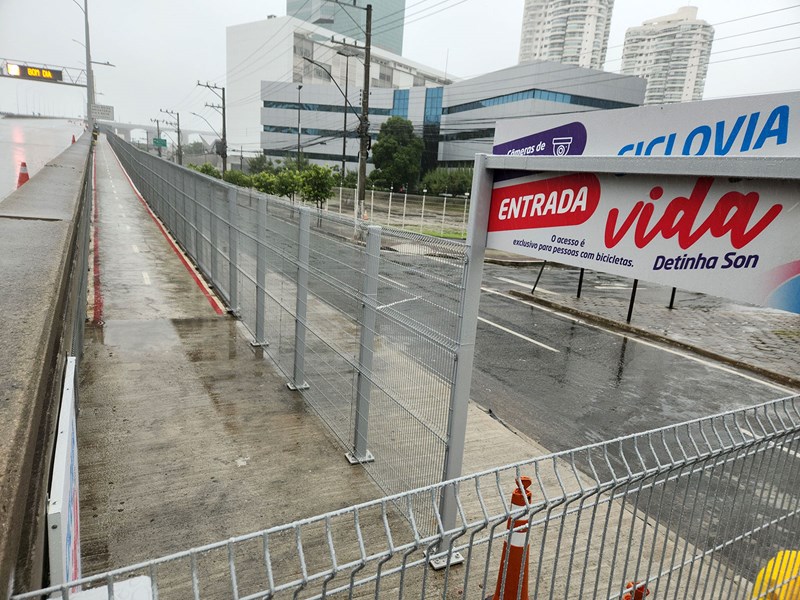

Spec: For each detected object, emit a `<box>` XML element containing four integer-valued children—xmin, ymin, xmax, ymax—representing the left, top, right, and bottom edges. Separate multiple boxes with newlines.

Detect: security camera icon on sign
<box><xmin>552</xmin><ymin>137</ymin><xmax>573</xmax><ymax>156</ymax></box>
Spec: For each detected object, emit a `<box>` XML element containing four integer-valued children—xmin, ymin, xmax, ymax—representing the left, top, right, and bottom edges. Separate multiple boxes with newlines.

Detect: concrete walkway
<box><xmin>484</xmin><ymin>249</ymin><xmax>800</xmax><ymax>390</ymax></box>
<box><xmin>79</xmin><ymin>138</ymin><xmax>552</xmax><ymax>577</ymax></box>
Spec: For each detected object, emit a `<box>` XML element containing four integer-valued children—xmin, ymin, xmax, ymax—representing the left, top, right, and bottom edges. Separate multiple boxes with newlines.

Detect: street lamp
<box><xmin>296</xmin><ymin>84</ymin><xmax>303</xmax><ymax>167</ymax></box>
<box><xmin>190</xmin><ymin>112</ymin><xmax>220</xmax><ymax>137</ymax></box>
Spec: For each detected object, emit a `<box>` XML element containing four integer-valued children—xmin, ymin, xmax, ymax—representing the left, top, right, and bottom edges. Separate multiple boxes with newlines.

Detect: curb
<box><xmin>508</xmin><ymin>290</ymin><xmax>800</xmax><ymax>391</ymax></box>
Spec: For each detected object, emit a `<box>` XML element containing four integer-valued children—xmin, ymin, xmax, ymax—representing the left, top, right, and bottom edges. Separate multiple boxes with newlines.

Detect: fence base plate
<box><xmin>250</xmin><ymin>340</ymin><xmax>270</xmax><ymax>348</ymax></box>
<box><xmin>345</xmin><ymin>451</ymin><xmax>375</xmax><ymax>465</ymax></box>
<box><xmin>286</xmin><ymin>381</ymin><xmax>310</xmax><ymax>391</ymax></box>
<box><xmin>429</xmin><ymin>551</ymin><xmax>465</xmax><ymax>571</ymax></box>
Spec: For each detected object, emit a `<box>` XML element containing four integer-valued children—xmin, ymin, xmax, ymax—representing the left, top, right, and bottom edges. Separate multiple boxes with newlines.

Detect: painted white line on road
<box><xmin>494</xmin><ymin>276</ymin><xmax>556</xmax><ymax>295</ymax></box>
<box><xmin>379</xmin><ymin>274</ymin><xmax>408</xmax><ymax>289</ymax></box>
<box><xmin>480</xmin><ymin>286</ymin><xmax>795</xmax><ymax>394</ymax></box>
<box><xmin>142</xmin><ymin>272</ymin><xmax>151</xmax><ymax>285</ymax></box>
<box><xmin>132</xmin><ymin>245</ymin><xmax>139</xmax><ymax>253</ymax></box>
<box><xmin>740</xmin><ymin>428</ymin><xmax>800</xmax><ymax>459</ymax></box>
<box><xmin>378</xmin><ymin>296</ymin><xmax>420</xmax><ymax>310</ymax></box>
<box><xmin>477</xmin><ymin>316</ymin><xmax>559</xmax><ymax>353</ymax></box>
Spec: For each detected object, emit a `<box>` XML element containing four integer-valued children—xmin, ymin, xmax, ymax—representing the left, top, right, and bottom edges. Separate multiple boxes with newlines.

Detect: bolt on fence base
<box><xmin>344</xmin><ymin>450</ymin><xmax>375</xmax><ymax>465</ymax></box>
<box><xmin>286</xmin><ymin>381</ymin><xmax>310</xmax><ymax>391</ymax></box>
<box><xmin>249</xmin><ymin>340</ymin><xmax>269</xmax><ymax>348</ymax></box>
<box><xmin>429</xmin><ymin>550</ymin><xmax>465</xmax><ymax>571</ymax></box>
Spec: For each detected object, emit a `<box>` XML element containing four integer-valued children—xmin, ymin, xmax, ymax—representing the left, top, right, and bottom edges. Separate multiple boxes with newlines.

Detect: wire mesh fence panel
<box><xmin>19</xmin><ymin>395</ymin><xmax>800</xmax><ymax>600</ymax></box>
<box><xmin>105</xmin><ymin>134</ymin><xmax>475</xmax><ymax>501</ymax></box>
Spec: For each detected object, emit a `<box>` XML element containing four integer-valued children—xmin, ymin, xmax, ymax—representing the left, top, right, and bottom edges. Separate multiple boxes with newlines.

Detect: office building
<box><xmin>518</xmin><ymin>0</ymin><xmax>615</xmax><ymax>70</ymax></box>
<box><xmin>287</xmin><ymin>0</ymin><xmax>406</xmax><ymax>56</ymax></box>
<box><xmin>227</xmin><ymin>16</ymin><xmax>645</xmax><ymax>172</ymax></box>
<box><xmin>621</xmin><ymin>7</ymin><xmax>714</xmax><ymax>104</ymax></box>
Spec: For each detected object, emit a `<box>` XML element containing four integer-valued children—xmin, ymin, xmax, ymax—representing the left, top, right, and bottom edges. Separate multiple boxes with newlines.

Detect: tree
<box><xmin>300</xmin><ymin>165</ymin><xmax>335</xmax><ymax>210</ymax></box>
<box><xmin>223</xmin><ymin>169</ymin><xmax>253</xmax><ymax>188</ymax></box>
<box><xmin>421</xmin><ymin>167</ymin><xmax>473</xmax><ymax>195</ymax></box>
<box><xmin>275</xmin><ymin>169</ymin><xmax>302</xmax><ymax>199</ymax></box>
<box><xmin>188</xmin><ymin>162</ymin><xmax>221</xmax><ymax>179</ymax></box>
<box><xmin>252</xmin><ymin>171</ymin><xmax>277</xmax><ymax>194</ymax></box>
<box><xmin>370</xmin><ymin>116</ymin><xmax>423</xmax><ymax>191</ymax></box>
<box><xmin>248</xmin><ymin>154</ymin><xmax>278</xmax><ymax>175</ymax></box>
<box><xmin>339</xmin><ymin>169</ymin><xmax>358</xmax><ymax>188</ymax></box>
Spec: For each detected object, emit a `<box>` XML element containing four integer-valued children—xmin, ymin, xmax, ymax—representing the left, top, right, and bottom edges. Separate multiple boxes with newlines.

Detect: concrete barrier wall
<box><xmin>0</xmin><ymin>137</ymin><xmax>92</xmax><ymax>598</ymax></box>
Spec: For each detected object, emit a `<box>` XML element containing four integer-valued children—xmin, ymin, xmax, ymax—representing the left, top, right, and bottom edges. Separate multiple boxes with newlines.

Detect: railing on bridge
<box><xmin>105</xmin><ymin>133</ymin><xmax>474</xmax><ymax>504</ymax></box>
<box><xmin>15</xmin><ymin>394</ymin><xmax>800</xmax><ymax>599</ymax></box>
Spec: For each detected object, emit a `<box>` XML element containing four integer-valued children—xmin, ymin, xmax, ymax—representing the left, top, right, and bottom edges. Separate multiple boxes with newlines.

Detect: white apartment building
<box><xmin>518</xmin><ymin>0</ymin><xmax>615</xmax><ymax>70</ymax></box>
<box><xmin>621</xmin><ymin>6</ymin><xmax>714</xmax><ymax>105</ymax></box>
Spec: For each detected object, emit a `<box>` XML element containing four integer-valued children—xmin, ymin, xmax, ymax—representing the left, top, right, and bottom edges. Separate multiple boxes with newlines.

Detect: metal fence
<box><xmin>105</xmin><ymin>134</ymin><xmax>471</xmax><ymax>500</ymax></box>
<box><xmin>17</xmin><ymin>393</ymin><xmax>800</xmax><ymax>599</ymax></box>
<box><xmin>330</xmin><ymin>187</ymin><xmax>471</xmax><ymax>239</ymax></box>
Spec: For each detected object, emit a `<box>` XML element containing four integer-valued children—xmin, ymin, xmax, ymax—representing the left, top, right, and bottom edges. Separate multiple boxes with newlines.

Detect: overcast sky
<box><xmin>1</xmin><ymin>0</ymin><xmax>798</xmax><ymax>134</ymax></box>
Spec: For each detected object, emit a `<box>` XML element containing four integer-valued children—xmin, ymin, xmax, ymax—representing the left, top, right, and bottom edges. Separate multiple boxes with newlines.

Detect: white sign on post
<box><xmin>91</xmin><ymin>103</ymin><xmax>115</xmax><ymax>121</ymax></box>
<box><xmin>48</xmin><ymin>357</ymin><xmax>81</xmax><ymax>589</ymax></box>
<box><xmin>487</xmin><ymin>168</ymin><xmax>800</xmax><ymax>313</ymax></box>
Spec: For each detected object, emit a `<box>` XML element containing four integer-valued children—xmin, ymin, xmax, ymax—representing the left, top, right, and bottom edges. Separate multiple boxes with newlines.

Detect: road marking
<box><xmin>740</xmin><ymin>428</ymin><xmax>800</xmax><ymax>459</ymax></box>
<box><xmin>495</xmin><ymin>276</ymin><xmax>556</xmax><ymax>295</ymax></box>
<box><xmin>480</xmin><ymin>286</ymin><xmax>795</xmax><ymax>394</ymax></box>
<box><xmin>126</xmin><ymin>225</ymin><xmax>131</xmax><ymax>231</ymax></box>
<box><xmin>477</xmin><ymin>316</ymin><xmax>559</xmax><ymax>353</ymax></box>
<box><xmin>379</xmin><ymin>274</ymin><xmax>408</xmax><ymax>289</ymax></box>
<box><xmin>594</xmin><ymin>284</ymin><xmax>646</xmax><ymax>290</ymax></box>
<box><xmin>132</xmin><ymin>245</ymin><xmax>139</xmax><ymax>253</ymax></box>
<box><xmin>142</xmin><ymin>272</ymin><xmax>150</xmax><ymax>285</ymax></box>
<box><xmin>378</xmin><ymin>296</ymin><xmax>420</xmax><ymax>310</ymax></box>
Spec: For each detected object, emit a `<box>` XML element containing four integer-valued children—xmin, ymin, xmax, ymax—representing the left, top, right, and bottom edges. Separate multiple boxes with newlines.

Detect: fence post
<box><xmin>347</xmin><ymin>224</ymin><xmax>380</xmax><ymax>465</ymax></box>
<box><xmin>252</xmin><ymin>194</ymin><xmax>268</xmax><ymax>347</ymax></box>
<box><xmin>288</xmin><ymin>207</ymin><xmax>311</xmax><ymax>391</ymax></box>
<box><xmin>432</xmin><ymin>154</ymin><xmax>492</xmax><ymax>568</ymax></box>
<box><xmin>210</xmin><ymin>185</ymin><xmax>219</xmax><ymax>286</ymax></box>
<box><xmin>227</xmin><ymin>186</ymin><xmax>239</xmax><ymax>314</ymax></box>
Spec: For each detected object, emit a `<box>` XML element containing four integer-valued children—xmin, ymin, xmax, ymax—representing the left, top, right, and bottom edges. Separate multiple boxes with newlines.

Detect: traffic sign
<box><xmin>153</xmin><ymin>138</ymin><xmax>167</xmax><ymax>148</ymax></box>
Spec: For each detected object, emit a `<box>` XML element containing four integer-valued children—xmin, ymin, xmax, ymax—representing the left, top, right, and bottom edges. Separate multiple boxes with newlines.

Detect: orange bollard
<box><xmin>487</xmin><ymin>476</ymin><xmax>533</xmax><ymax>600</ymax></box>
<box><xmin>622</xmin><ymin>580</ymin><xmax>650</xmax><ymax>600</ymax></box>
<box><xmin>72</xmin><ymin>134</ymin><xmax>76</xmax><ymax>144</ymax></box>
<box><xmin>17</xmin><ymin>162</ymin><xmax>29</xmax><ymax>188</ymax></box>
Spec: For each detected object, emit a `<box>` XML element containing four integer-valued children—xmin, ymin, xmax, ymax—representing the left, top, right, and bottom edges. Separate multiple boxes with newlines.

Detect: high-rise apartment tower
<box><xmin>287</xmin><ymin>0</ymin><xmax>406</xmax><ymax>56</ymax></box>
<box><xmin>621</xmin><ymin>7</ymin><xmax>714</xmax><ymax>104</ymax></box>
<box><xmin>518</xmin><ymin>0</ymin><xmax>615</xmax><ymax>70</ymax></box>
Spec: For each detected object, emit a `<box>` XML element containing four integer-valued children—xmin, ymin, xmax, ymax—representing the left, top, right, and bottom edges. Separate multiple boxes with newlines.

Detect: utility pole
<box><xmin>333</xmin><ymin>2</ymin><xmax>372</xmax><ymax>219</ymax></box>
<box><xmin>160</xmin><ymin>109</ymin><xmax>182</xmax><ymax>165</ymax></box>
<box><xmin>198</xmin><ymin>81</ymin><xmax>228</xmax><ymax>174</ymax></box>
<box><xmin>341</xmin><ymin>53</ymin><xmax>350</xmax><ymax>186</ymax></box>
<box><xmin>150</xmin><ymin>118</ymin><xmax>163</xmax><ymax>157</ymax></box>
<box><xmin>297</xmin><ymin>84</ymin><xmax>303</xmax><ymax>166</ymax></box>
<box><xmin>357</xmin><ymin>4</ymin><xmax>372</xmax><ymax>220</ymax></box>
<box><xmin>82</xmin><ymin>0</ymin><xmax>94</xmax><ymax>126</ymax></box>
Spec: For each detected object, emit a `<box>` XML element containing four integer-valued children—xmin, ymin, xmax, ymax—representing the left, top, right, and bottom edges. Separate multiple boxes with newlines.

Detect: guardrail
<box><xmin>15</xmin><ymin>393</ymin><xmax>800</xmax><ymax>599</ymax></box>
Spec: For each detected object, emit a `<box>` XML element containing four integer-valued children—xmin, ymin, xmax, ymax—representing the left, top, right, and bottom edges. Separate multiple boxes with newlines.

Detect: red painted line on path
<box><xmin>107</xmin><ymin>143</ymin><xmax>226</xmax><ymax>315</ymax></box>
<box><xmin>92</xmin><ymin>151</ymin><xmax>103</xmax><ymax>324</ymax></box>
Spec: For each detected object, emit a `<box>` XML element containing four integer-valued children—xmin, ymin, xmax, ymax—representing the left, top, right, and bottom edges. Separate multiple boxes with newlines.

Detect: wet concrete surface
<box><xmin>79</xmin><ymin>138</ymin><xmax>383</xmax><ymax>573</ymax></box>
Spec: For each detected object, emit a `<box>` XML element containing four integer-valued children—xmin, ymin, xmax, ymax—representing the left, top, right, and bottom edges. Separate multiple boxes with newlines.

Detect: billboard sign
<box><xmin>493</xmin><ymin>92</ymin><xmax>800</xmax><ymax>159</ymax></box>
<box><xmin>487</xmin><ymin>170</ymin><xmax>800</xmax><ymax>313</ymax></box>
<box><xmin>5</xmin><ymin>62</ymin><xmax>63</xmax><ymax>82</ymax></box>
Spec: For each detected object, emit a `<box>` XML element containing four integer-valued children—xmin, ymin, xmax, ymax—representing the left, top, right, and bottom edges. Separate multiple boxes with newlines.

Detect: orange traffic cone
<box><xmin>487</xmin><ymin>476</ymin><xmax>533</xmax><ymax>600</ymax></box>
<box><xmin>72</xmin><ymin>134</ymin><xmax>76</xmax><ymax>144</ymax></box>
<box><xmin>17</xmin><ymin>162</ymin><xmax>29</xmax><ymax>188</ymax></box>
<box><xmin>622</xmin><ymin>580</ymin><xmax>650</xmax><ymax>600</ymax></box>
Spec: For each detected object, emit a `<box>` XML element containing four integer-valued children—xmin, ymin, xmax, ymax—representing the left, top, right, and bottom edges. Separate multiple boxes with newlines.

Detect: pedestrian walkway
<box><xmin>484</xmin><ymin>250</ymin><xmax>800</xmax><ymax>389</ymax></box>
<box><xmin>78</xmin><ymin>136</ymin><xmax>555</xmax><ymax>578</ymax></box>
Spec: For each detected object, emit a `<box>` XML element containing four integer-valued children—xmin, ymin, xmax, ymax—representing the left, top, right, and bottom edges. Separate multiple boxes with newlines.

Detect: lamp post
<box><xmin>296</xmin><ymin>84</ymin><xmax>303</xmax><ymax>167</ymax></box>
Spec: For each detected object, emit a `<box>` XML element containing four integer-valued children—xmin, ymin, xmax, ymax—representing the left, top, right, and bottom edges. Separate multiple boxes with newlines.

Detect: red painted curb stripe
<box><xmin>107</xmin><ymin>143</ymin><xmax>226</xmax><ymax>315</ymax></box>
<box><xmin>92</xmin><ymin>152</ymin><xmax>103</xmax><ymax>324</ymax></box>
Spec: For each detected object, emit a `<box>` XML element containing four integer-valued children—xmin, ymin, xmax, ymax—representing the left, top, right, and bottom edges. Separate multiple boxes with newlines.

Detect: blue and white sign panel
<box><xmin>493</xmin><ymin>92</ymin><xmax>800</xmax><ymax>158</ymax></box>
<box><xmin>48</xmin><ymin>357</ymin><xmax>81</xmax><ymax>588</ymax></box>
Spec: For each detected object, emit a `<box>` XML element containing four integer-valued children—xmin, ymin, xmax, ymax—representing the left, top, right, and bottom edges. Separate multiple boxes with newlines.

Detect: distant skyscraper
<box><xmin>286</xmin><ymin>0</ymin><xmax>406</xmax><ymax>56</ymax></box>
<box><xmin>518</xmin><ymin>0</ymin><xmax>614</xmax><ymax>70</ymax></box>
<box><xmin>621</xmin><ymin>7</ymin><xmax>714</xmax><ymax>105</ymax></box>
